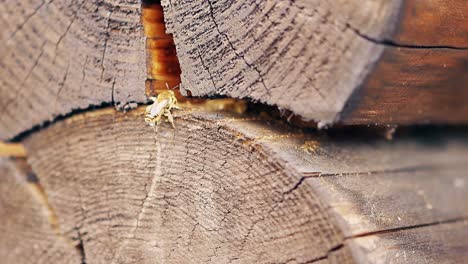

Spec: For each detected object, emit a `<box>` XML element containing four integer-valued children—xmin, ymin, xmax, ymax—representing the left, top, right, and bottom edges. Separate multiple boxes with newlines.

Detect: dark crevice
<box><xmin>347</xmin><ymin>217</ymin><xmax>468</xmax><ymax>239</ymax></box>
<box><xmin>285</xmin><ymin>162</ymin><xmax>468</xmax><ymax>194</ymax></box>
<box><xmin>347</xmin><ymin>23</ymin><xmax>468</xmax><ymax>50</ymax></box>
<box><xmin>301</xmin><ymin>244</ymin><xmax>344</xmax><ymax>264</ymax></box>
<box><xmin>8</xmin><ymin>101</ymin><xmax>145</xmax><ymax>143</ymax></box>
<box><xmin>111</xmin><ymin>78</ymin><xmax>116</xmax><ymax>105</ymax></box>
<box><xmin>284</xmin><ymin>165</ymin><xmax>429</xmax><ymax>194</ymax></box>
<box><xmin>75</xmin><ymin>228</ymin><xmax>87</xmax><ymax>264</ymax></box>
<box><xmin>26</xmin><ymin>171</ymin><xmax>39</xmax><ymax>183</ymax></box>
<box><xmin>283</xmin><ymin>173</ymin><xmax>319</xmax><ymax>194</ymax></box>
<box><xmin>6</xmin><ymin>1</ymin><xmax>468</xmax><ymax>143</ymax></box>
<box><xmin>301</xmin><ymin>217</ymin><xmax>468</xmax><ymax>263</ymax></box>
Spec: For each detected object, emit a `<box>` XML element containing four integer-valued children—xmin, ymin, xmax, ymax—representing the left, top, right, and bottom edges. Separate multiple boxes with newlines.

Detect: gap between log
<box><xmin>347</xmin><ymin>23</ymin><xmax>468</xmax><ymax>50</ymax></box>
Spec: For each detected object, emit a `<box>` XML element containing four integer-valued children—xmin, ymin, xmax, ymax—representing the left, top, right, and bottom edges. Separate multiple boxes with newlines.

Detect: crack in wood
<box><xmin>75</xmin><ymin>228</ymin><xmax>87</xmax><ymax>264</ymax></box>
<box><xmin>205</xmin><ymin>0</ymin><xmax>271</xmax><ymax>97</ymax></box>
<box><xmin>54</xmin><ymin>63</ymin><xmax>71</xmax><ymax>114</ymax></box>
<box><xmin>8</xmin><ymin>101</ymin><xmax>117</xmax><ymax>142</ymax></box>
<box><xmin>111</xmin><ymin>78</ymin><xmax>116</xmax><ymax>105</ymax></box>
<box><xmin>197</xmin><ymin>49</ymin><xmax>218</xmax><ymax>91</ymax></box>
<box><xmin>304</xmin><ymin>244</ymin><xmax>344</xmax><ymax>264</ymax></box>
<box><xmin>52</xmin><ymin>0</ymin><xmax>85</xmax><ymax>64</ymax></box>
<box><xmin>285</xmin><ymin>162</ymin><xmax>468</xmax><ymax>194</ymax></box>
<box><xmin>14</xmin><ymin>159</ymin><xmax>88</xmax><ymax>262</ymax></box>
<box><xmin>7</xmin><ymin>0</ymin><xmax>47</xmax><ymax>41</ymax></box>
<box><xmin>286</xmin><ymin>216</ymin><xmax>468</xmax><ymax>264</ymax></box>
<box><xmin>1</xmin><ymin>41</ymin><xmax>47</xmax><ymax>115</ymax></box>
<box><xmin>100</xmin><ymin>10</ymin><xmax>113</xmax><ymax>81</ymax></box>
<box><xmin>346</xmin><ymin>217</ymin><xmax>468</xmax><ymax>240</ymax></box>
<box><xmin>347</xmin><ymin>23</ymin><xmax>468</xmax><ymax>50</ymax></box>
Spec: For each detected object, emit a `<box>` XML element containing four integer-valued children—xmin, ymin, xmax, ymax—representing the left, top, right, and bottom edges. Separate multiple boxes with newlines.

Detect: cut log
<box><xmin>3</xmin><ymin>1</ymin><xmax>468</xmax><ymax>140</ymax></box>
<box><xmin>162</xmin><ymin>0</ymin><xmax>468</xmax><ymax>126</ymax></box>
<box><xmin>0</xmin><ymin>0</ymin><xmax>146</xmax><ymax>140</ymax></box>
<box><xmin>15</xmin><ymin>107</ymin><xmax>468</xmax><ymax>263</ymax></box>
<box><xmin>3</xmin><ymin>1</ymin><xmax>468</xmax><ymax>263</ymax></box>
<box><xmin>0</xmin><ymin>158</ymin><xmax>82</xmax><ymax>263</ymax></box>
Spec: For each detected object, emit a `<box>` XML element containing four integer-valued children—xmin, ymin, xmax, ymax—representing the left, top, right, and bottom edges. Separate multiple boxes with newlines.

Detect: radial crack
<box><xmin>206</xmin><ymin>0</ymin><xmax>271</xmax><ymax>96</ymax></box>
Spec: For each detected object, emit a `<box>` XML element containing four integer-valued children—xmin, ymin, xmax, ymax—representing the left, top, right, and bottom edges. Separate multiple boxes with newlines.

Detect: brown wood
<box><xmin>341</xmin><ymin>48</ymin><xmax>468</xmax><ymax>125</ymax></box>
<box><xmin>162</xmin><ymin>0</ymin><xmax>468</xmax><ymax>126</ymax></box>
<box><xmin>394</xmin><ymin>0</ymin><xmax>468</xmax><ymax>47</ymax></box>
<box><xmin>10</xmin><ymin>106</ymin><xmax>467</xmax><ymax>263</ymax></box>
<box><xmin>142</xmin><ymin>2</ymin><xmax>182</xmax><ymax>96</ymax></box>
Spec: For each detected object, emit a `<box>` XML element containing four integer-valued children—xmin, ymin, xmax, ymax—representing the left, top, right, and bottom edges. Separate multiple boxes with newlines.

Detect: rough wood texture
<box><xmin>0</xmin><ymin>0</ymin><xmax>146</xmax><ymax>140</ymax></box>
<box><xmin>16</xmin><ymin>107</ymin><xmax>468</xmax><ymax>263</ymax></box>
<box><xmin>162</xmin><ymin>0</ymin><xmax>468</xmax><ymax>126</ymax></box>
<box><xmin>0</xmin><ymin>158</ymin><xmax>81</xmax><ymax>263</ymax></box>
<box><xmin>2</xmin><ymin>0</ymin><xmax>468</xmax><ymax>140</ymax></box>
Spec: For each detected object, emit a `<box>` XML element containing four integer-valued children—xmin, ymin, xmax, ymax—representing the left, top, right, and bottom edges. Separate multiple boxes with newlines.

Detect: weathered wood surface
<box><xmin>6</xmin><ymin>107</ymin><xmax>465</xmax><ymax>263</ymax></box>
<box><xmin>349</xmin><ymin>220</ymin><xmax>468</xmax><ymax>264</ymax></box>
<box><xmin>0</xmin><ymin>158</ymin><xmax>81</xmax><ymax>263</ymax></box>
<box><xmin>3</xmin><ymin>1</ymin><xmax>468</xmax><ymax>140</ymax></box>
<box><xmin>0</xmin><ymin>0</ymin><xmax>146</xmax><ymax>140</ymax></box>
<box><xmin>162</xmin><ymin>0</ymin><xmax>468</xmax><ymax>126</ymax></box>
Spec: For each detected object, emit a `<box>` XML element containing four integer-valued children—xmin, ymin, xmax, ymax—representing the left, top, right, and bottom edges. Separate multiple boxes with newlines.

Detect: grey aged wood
<box><xmin>0</xmin><ymin>0</ymin><xmax>146</xmax><ymax>140</ymax></box>
<box><xmin>2</xmin><ymin>0</ymin><xmax>468</xmax><ymax>140</ymax></box>
<box><xmin>349</xmin><ymin>220</ymin><xmax>468</xmax><ymax>264</ymax></box>
<box><xmin>3</xmin><ymin>0</ymin><xmax>468</xmax><ymax>140</ymax></box>
<box><xmin>162</xmin><ymin>0</ymin><xmax>468</xmax><ymax>126</ymax></box>
<box><xmin>16</xmin><ymin>107</ymin><xmax>468</xmax><ymax>263</ymax></box>
<box><xmin>0</xmin><ymin>158</ymin><xmax>82</xmax><ymax>264</ymax></box>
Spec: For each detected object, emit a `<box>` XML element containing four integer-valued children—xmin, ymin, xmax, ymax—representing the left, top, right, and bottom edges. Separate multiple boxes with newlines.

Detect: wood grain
<box><xmin>349</xmin><ymin>220</ymin><xmax>468</xmax><ymax>264</ymax></box>
<box><xmin>23</xmin><ymin>107</ymin><xmax>345</xmax><ymax>263</ymax></box>
<box><xmin>0</xmin><ymin>0</ymin><xmax>146</xmax><ymax>140</ymax></box>
<box><xmin>0</xmin><ymin>158</ymin><xmax>81</xmax><ymax>263</ymax></box>
<box><xmin>2</xmin><ymin>0</ymin><xmax>467</xmax><ymax>140</ymax></box>
<box><xmin>393</xmin><ymin>0</ymin><xmax>468</xmax><ymax>47</ymax></box>
<box><xmin>161</xmin><ymin>0</ymin><xmax>399</xmax><ymax>124</ymax></box>
<box><xmin>16</xmin><ymin>107</ymin><xmax>468</xmax><ymax>263</ymax></box>
<box><xmin>161</xmin><ymin>0</ymin><xmax>468</xmax><ymax>126</ymax></box>
<box><xmin>341</xmin><ymin>48</ymin><xmax>468</xmax><ymax>125</ymax></box>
